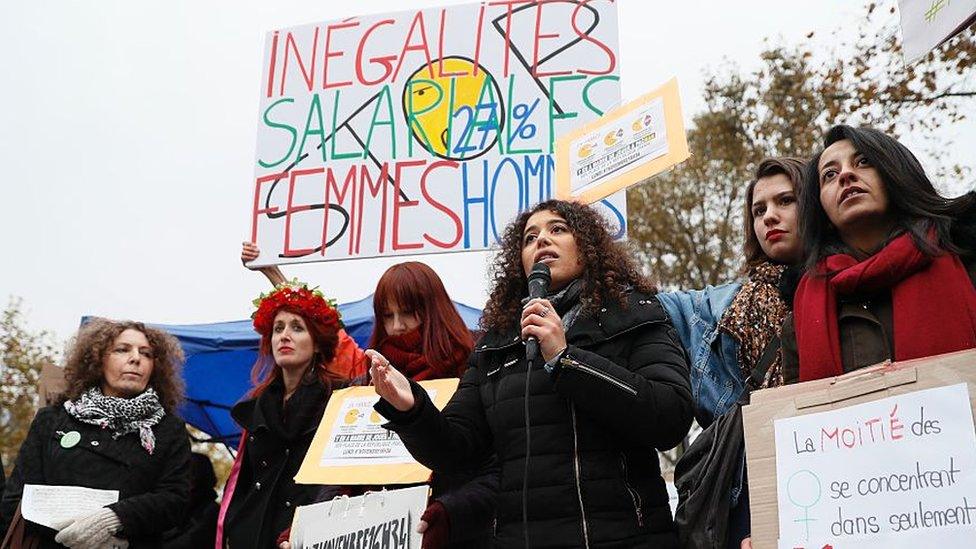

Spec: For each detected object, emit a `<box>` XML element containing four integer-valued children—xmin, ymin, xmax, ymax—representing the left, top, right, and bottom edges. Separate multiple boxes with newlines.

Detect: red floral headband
<box><xmin>251</xmin><ymin>280</ymin><xmax>342</xmax><ymax>336</ymax></box>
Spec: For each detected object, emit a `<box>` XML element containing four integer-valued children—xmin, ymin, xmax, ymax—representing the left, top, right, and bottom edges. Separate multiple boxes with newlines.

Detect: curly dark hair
<box><xmin>61</xmin><ymin>318</ymin><xmax>186</xmax><ymax>414</ymax></box>
<box><xmin>480</xmin><ymin>200</ymin><xmax>654</xmax><ymax>332</ymax></box>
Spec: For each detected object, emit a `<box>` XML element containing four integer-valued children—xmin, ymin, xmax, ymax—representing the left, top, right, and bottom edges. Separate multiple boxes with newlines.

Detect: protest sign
<box><xmin>248</xmin><ymin>1</ymin><xmax>626</xmax><ymax>266</ymax></box>
<box><xmin>289</xmin><ymin>485</ymin><xmax>428</xmax><ymax>549</ymax></box>
<box><xmin>743</xmin><ymin>349</ymin><xmax>976</xmax><ymax>549</ymax></box>
<box><xmin>899</xmin><ymin>0</ymin><xmax>976</xmax><ymax>62</ymax></box>
<box><xmin>295</xmin><ymin>379</ymin><xmax>458</xmax><ymax>485</ymax></box>
<box><xmin>554</xmin><ymin>77</ymin><xmax>689</xmax><ymax>204</ymax></box>
<box><xmin>775</xmin><ymin>384</ymin><xmax>976</xmax><ymax>548</ymax></box>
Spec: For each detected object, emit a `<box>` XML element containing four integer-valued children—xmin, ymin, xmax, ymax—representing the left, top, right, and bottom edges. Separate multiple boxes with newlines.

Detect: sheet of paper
<box><xmin>569</xmin><ymin>97</ymin><xmax>669</xmax><ymax>195</ymax></box>
<box><xmin>554</xmin><ymin>77</ymin><xmax>689</xmax><ymax>205</ymax></box>
<box><xmin>21</xmin><ymin>484</ymin><xmax>119</xmax><ymax>529</ymax></box>
<box><xmin>319</xmin><ymin>390</ymin><xmax>438</xmax><ymax>467</ymax></box>
<box><xmin>295</xmin><ymin>378</ymin><xmax>459</xmax><ymax>485</ymax></box>
<box><xmin>248</xmin><ymin>2</ymin><xmax>626</xmax><ymax>266</ymax></box>
<box><xmin>773</xmin><ymin>383</ymin><xmax>976</xmax><ymax>547</ymax></box>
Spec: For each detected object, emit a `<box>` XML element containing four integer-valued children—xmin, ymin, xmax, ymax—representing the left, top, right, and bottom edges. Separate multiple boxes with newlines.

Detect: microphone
<box><xmin>524</xmin><ymin>262</ymin><xmax>551</xmax><ymax>363</ymax></box>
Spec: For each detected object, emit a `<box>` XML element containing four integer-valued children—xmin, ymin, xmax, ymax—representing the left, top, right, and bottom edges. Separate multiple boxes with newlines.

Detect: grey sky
<box><xmin>1</xmin><ymin>0</ymin><xmax>972</xmax><ymax>343</ymax></box>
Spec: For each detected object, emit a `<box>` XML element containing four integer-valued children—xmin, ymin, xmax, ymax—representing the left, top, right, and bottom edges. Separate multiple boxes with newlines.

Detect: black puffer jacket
<box><xmin>1</xmin><ymin>405</ymin><xmax>191</xmax><ymax>548</ymax></box>
<box><xmin>377</xmin><ymin>291</ymin><xmax>693</xmax><ymax>548</ymax></box>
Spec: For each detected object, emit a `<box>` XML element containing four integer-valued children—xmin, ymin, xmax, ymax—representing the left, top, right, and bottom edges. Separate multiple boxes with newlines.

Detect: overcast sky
<box><xmin>2</xmin><ymin>0</ymin><xmax>973</xmax><ymax>344</ymax></box>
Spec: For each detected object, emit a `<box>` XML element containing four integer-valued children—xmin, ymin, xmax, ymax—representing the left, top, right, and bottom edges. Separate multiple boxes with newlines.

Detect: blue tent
<box><xmin>105</xmin><ymin>294</ymin><xmax>481</xmax><ymax>446</ymax></box>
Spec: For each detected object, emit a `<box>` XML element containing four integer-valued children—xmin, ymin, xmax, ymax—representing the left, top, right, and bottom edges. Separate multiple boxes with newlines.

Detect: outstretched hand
<box><xmin>367</xmin><ymin>349</ymin><xmax>415</xmax><ymax>412</ymax></box>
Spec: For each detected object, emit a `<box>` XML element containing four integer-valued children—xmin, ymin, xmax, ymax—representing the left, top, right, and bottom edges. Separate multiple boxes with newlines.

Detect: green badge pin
<box><xmin>60</xmin><ymin>431</ymin><xmax>81</xmax><ymax>449</ymax></box>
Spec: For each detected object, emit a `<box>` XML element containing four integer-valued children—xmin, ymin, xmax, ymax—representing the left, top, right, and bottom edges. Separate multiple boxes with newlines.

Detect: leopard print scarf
<box><xmin>717</xmin><ymin>262</ymin><xmax>789</xmax><ymax>389</ymax></box>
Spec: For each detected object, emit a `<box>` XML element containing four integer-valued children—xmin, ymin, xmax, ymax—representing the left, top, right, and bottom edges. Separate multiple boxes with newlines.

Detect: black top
<box><xmin>222</xmin><ymin>376</ymin><xmax>331</xmax><ymax>549</ymax></box>
<box><xmin>377</xmin><ymin>291</ymin><xmax>693</xmax><ymax>548</ymax></box>
<box><xmin>1</xmin><ymin>405</ymin><xmax>191</xmax><ymax>549</ymax></box>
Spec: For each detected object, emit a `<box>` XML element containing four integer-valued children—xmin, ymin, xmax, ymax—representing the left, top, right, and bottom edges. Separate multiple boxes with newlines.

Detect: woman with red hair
<box><xmin>216</xmin><ymin>282</ymin><xmax>344</xmax><ymax>548</ymax></box>
<box><xmin>241</xmin><ymin>246</ymin><xmax>489</xmax><ymax>548</ymax></box>
<box><xmin>241</xmin><ymin>244</ymin><xmax>474</xmax><ymax>382</ymax></box>
<box><xmin>367</xmin><ymin>262</ymin><xmax>474</xmax><ymax>381</ymax></box>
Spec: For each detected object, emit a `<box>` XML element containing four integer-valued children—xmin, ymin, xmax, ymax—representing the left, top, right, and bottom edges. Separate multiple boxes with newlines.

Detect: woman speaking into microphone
<box><xmin>370</xmin><ymin>200</ymin><xmax>693</xmax><ymax>548</ymax></box>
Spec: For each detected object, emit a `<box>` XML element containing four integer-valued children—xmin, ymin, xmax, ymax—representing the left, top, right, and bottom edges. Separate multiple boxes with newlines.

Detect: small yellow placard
<box><xmin>294</xmin><ymin>378</ymin><xmax>459</xmax><ymax>485</ymax></box>
<box><xmin>555</xmin><ymin>77</ymin><xmax>690</xmax><ymax>204</ymax></box>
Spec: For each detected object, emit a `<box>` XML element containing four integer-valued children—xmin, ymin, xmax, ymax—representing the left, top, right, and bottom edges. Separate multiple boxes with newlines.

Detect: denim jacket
<box><xmin>656</xmin><ymin>283</ymin><xmax>744</xmax><ymax>428</ymax></box>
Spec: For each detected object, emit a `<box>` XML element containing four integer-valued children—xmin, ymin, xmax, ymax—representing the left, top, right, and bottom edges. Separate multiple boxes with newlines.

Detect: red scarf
<box><xmin>377</xmin><ymin>328</ymin><xmax>466</xmax><ymax>381</ymax></box>
<box><xmin>795</xmin><ymin>232</ymin><xmax>976</xmax><ymax>381</ymax></box>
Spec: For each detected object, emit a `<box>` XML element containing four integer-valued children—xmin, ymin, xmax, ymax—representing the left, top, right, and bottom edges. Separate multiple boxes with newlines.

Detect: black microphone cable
<box><xmin>521</xmin><ymin>262</ymin><xmax>551</xmax><ymax>548</ymax></box>
<box><xmin>523</xmin><ymin>349</ymin><xmax>532</xmax><ymax>548</ymax></box>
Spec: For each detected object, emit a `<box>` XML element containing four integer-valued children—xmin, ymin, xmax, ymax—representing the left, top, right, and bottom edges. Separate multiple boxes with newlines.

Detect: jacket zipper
<box><xmin>620</xmin><ymin>454</ymin><xmax>644</xmax><ymax>527</ymax></box>
<box><xmin>570</xmin><ymin>403</ymin><xmax>591</xmax><ymax>548</ymax></box>
<box><xmin>560</xmin><ymin>356</ymin><xmax>638</xmax><ymax>396</ymax></box>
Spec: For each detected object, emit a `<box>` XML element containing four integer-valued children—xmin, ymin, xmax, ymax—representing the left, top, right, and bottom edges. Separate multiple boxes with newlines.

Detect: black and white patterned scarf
<box><xmin>63</xmin><ymin>387</ymin><xmax>166</xmax><ymax>454</ymax></box>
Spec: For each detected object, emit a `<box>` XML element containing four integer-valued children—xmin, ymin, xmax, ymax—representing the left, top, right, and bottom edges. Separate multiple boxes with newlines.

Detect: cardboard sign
<box><xmin>743</xmin><ymin>349</ymin><xmax>976</xmax><ymax>549</ymax></box>
<box><xmin>899</xmin><ymin>0</ymin><xmax>976</xmax><ymax>62</ymax></box>
<box><xmin>289</xmin><ymin>485</ymin><xmax>428</xmax><ymax>549</ymax></box>
<box><xmin>774</xmin><ymin>384</ymin><xmax>976</xmax><ymax>548</ymax></box>
<box><xmin>295</xmin><ymin>379</ymin><xmax>458</xmax><ymax>485</ymax></box>
<box><xmin>248</xmin><ymin>1</ymin><xmax>627</xmax><ymax>266</ymax></box>
<box><xmin>553</xmin><ymin>78</ymin><xmax>689</xmax><ymax>204</ymax></box>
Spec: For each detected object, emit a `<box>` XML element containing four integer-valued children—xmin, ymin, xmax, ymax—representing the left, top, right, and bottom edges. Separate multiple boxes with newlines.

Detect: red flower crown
<box><xmin>251</xmin><ymin>279</ymin><xmax>342</xmax><ymax>335</ymax></box>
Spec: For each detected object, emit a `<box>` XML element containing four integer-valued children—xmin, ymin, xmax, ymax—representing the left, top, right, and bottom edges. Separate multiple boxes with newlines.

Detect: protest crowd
<box><xmin>2</xmin><ymin>2</ymin><xmax>976</xmax><ymax>549</ymax></box>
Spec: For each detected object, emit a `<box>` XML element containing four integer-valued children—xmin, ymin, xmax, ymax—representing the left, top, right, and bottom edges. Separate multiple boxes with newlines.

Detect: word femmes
<box><xmin>264</xmin><ymin>2</ymin><xmax>616</xmax><ymax>96</ymax></box>
<box><xmin>250</xmin><ymin>154</ymin><xmax>626</xmax><ymax>259</ymax></box>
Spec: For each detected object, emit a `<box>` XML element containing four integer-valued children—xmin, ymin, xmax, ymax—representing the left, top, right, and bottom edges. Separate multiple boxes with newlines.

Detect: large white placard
<box><xmin>774</xmin><ymin>383</ymin><xmax>976</xmax><ymax>548</ymax></box>
<box><xmin>249</xmin><ymin>1</ymin><xmax>626</xmax><ymax>266</ymax></box>
<box><xmin>899</xmin><ymin>0</ymin><xmax>976</xmax><ymax>62</ymax></box>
